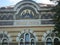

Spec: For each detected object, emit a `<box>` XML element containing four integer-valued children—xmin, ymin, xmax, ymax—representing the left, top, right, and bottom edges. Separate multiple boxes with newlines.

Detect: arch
<box><xmin>0</xmin><ymin>31</ymin><xmax>12</xmax><ymax>45</ymax></box>
<box><xmin>54</xmin><ymin>37</ymin><xmax>60</xmax><ymax>45</ymax></box>
<box><xmin>20</xmin><ymin>38</ymin><xmax>24</xmax><ymax>45</ymax></box>
<box><xmin>14</xmin><ymin>0</ymin><xmax>40</xmax><ymax>19</ymax></box>
<box><xmin>42</xmin><ymin>30</ymin><xmax>60</xmax><ymax>45</ymax></box>
<box><xmin>31</xmin><ymin>38</ymin><xmax>35</xmax><ymax>45</ymax></box>
<box><xmin>2</xmin><ymin>15</ymin><xmax>7</xmax><ymax>20</ymax></box>
<box><xmin>25</xmin><ymin>33</ymin><xmax>30</xmax><ymax>42</ymax></box>
<box><xmin>46</xmin><ymin>37</ymin><xmax>52</xmax><ymax>45</ymax></box>
<box><xmin>24</xmin><ymin>33</ymin><xmax>30</xmax><ymax>45</ymax></box>
<box><xmin>15</xmin><ymin>5</ymin><xmax>39</xmax><ymax>19</ymax></box>
<box><xmin>15</xmin><ymin>5</ymin><xmax>39</xmax><ymax>15</ymax></box>
<box><xmin>2</xmin><ymin>38</ymin><xmax>9</xmax><ymax>45</ymax></box>
<box><xmin>14</xmin><ymin>0</ymin><xmax>40</xmax><ymax>10</ymax></box>
<box><xmin>16</xmin><ymin>29</ymin><xmax>38</xmax><ymax>45</ymax></box>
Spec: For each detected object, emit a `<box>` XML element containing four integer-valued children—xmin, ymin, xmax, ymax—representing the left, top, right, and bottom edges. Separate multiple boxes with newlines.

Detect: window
<box><xmin>2</xmin><ymin>15</ymin><xmax>7</xmax><ymax>20</ymax></box>
<box><xmin>41</xmin><ymin>14</ymin><xmax>46</xmax><ymax>19</ymax></box>
<box><xmin>54</xmin><ymin>38</ymin><xmax>60</xmax><ymax>45</ymax></box>
<box><xmin>41</xmin><ymin>13</ymin><xmax>54</xmax><ymax>25</ymax></box>
<box><xmin>0</xmin><ymin>15</ymin><xmax>13</xmax><ymax>20</ymax></box>
<box><xmin>21</xmin><ymin>9</ymin><xmax>34</xmax><ymax>19</ymax></box>
<box><xmin>42</xmin><ymin>30</ymin><xmax>60</xmax><ymax>45</ymax></box>
<box><xmin>0</xmin><ymin>31</ymin><xmax>12</xmax><ymax>45</ymax></box>
<box><xmin>16</xmin><ymin>7</ymin><xmax>39</xmax><ymax>19</ymax></box>
<box><xmin>25</xmin><ymin>33</ymin><xmax>29</xmax><ymax>42</ymax></box>
<box><xmin>41</xmin><ymin>14</ymin><xmax>53</xmax><ymax>19</ymax></box>
<box><xmin>31</xmin><ymin>39</ymin><xmax>35</xmax><ymax>45</ymax></box>
<box><xmin>2</xmin><ymin>39</ymin><xmax>8</xmax><ymax>45</ymax></box>
<box><xmin>25</xmin><ymin>33</ymin><xmax>30</xmax><ymax>45</ymax></box>
<box><xmin>0</xmin><ymin>15</ymin><xmax>13</xmax><ymax>26</ymax></box>
<box><xmin>20</xmin><ymin>39</ymin><xmax>24</xmax><ymax>45</ymax></box>
<box><xmin>17</xmin><ymin>30</ymin><xmax>38</xmax><ymax>45</ymax></box>
<box><xmin>46</xmin><ymin>38</ymin><xmax>52</xmax><ymax>45</ymax></box>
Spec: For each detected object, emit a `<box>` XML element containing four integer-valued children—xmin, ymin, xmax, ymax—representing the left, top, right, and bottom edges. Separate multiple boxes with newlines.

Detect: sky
<box><xmin>0</xmin><ymin>0</ymin><xmax>55</xmax><ymax>7</ymax></box>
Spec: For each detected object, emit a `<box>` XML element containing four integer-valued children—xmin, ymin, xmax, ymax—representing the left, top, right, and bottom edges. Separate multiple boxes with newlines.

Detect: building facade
<box><xmin>0</xmin><ymin>0</ymin><xmax>60</xmax><ymax>45</ymax></box>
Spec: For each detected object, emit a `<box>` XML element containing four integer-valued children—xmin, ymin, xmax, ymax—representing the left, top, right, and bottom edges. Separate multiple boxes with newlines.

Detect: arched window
<box><xmin>25</xmin><ymin>33</ymin><xmax>30</xmax><ymax>45</ymax></box>
<box><xmin>46</xmin><ymin>38</ymin><xmax>52</xmax><ymax>45</ymax></box>
<box><xmin>25</xmin><ymin>33</ymin><xmax>29</xmax><ymax>42</ymax></box>
<box><xmin>2</xmin><ymin>15</ymin><xmax>7</xmax><ymax>20</ymax></box>
<box><xmin>54</xmin><ymin>38</ymin><xmax>60</xmax><ymax>45</ymax></box>
<box><xmin>2</xmin><ymin>39</ymin><xmax>8</xmax><ymax>45</ymax></box>
<box><xmin>20</xmin><ymin>39</ymin><xmax>24</xmax><ymax>45</ymax></box>
<box><xmin>42</xmin><ymin>30</ymin><xmax>60</xmax><ymax>45</ymax></box>
<box><xmin>31</xmin><ymin>39</ymin><xmax>35</xmax><ymax>45</ymax></box>
<box><xmin>21</xmin><ymin>10</ymin><xmax>33</xmax><ymax>19</ymax></box>
<box><xmin>0</xmin><ymin>31</ymin><xmax>12</xmax><ymax>45</ymax></box>
<box><xmin>17</xmin><ymin>30</ymin><xmax>38</xmax><ymax>45</ymax></box>
<box><xmin>7</xmin><ymin>15</ymin><xmax>13</xmax><ymax>20</ymax></box>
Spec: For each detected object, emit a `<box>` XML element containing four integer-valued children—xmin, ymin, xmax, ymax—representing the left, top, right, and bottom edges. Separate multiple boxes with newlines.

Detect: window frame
<box><xmin>19</xmin><ymin>38</ymin><xmax>24</xmax><ymax>45</ymax></box>
<box><xmin>17</xmin><ymin>30</ymin><xmax>38</xmax><ymax>45</ymax></box>
<box><xmin>45</xmin><ymin>37</ymin><xmax>53</xmax><ymax>45</ymax></box>
<box><xmin>53</xmin><ymin>37</ymin><xmax>60</xmax><ymax>45</ymax></box>
<box><xmin>30</xmin><ymin>38</ymin><xmax>36</xmax><ymax>45</ymax></box>
<box><xmin>2</xmin><ymin>38</ymin><xmax>9</xmax><ymax>45</ymax></box>
<box><xmin>0</xmin><ymin>31</ymin><xmax>12</xmax><ymax>45</ymax></box>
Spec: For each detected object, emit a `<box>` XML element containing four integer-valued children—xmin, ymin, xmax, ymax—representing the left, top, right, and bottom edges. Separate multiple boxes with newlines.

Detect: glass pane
<box><xmin>25</xmin><ymin>33</ymin><xmax>29</xmax><ymax>42</ymax></box>
<box><xmin>20</xmin><ymin>9</ymin><xmax>35</xmax><ymax>19</ymax></box>
<box><xmin>22</xmin><ymin>13</ymin><xmax>33</xmax><ymax>19</ymax></box>
<box><xmin>25</xmin><ymin>33</ymin><xmax>29</xmax><ymax>45</ymax></box>
<box><xmin>19</xmin><ymin>32</ymin><xmax>37</xmax><ymax>45</ymax></box>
